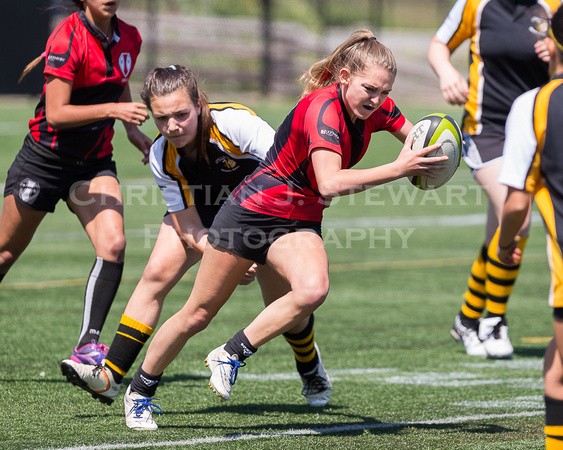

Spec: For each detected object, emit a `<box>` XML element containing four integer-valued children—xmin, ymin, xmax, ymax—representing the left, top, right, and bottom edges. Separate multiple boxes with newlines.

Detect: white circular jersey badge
<box><xmin>19</xmin><ymin>178</ymin><xmax>40</xmax><ymax>203</ymax></box>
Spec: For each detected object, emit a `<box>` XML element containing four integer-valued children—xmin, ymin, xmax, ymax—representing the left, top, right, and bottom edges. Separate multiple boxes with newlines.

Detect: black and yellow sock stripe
<box><xmin>283</xmin><ymin>314</ymin><xmax>318</xmax><ymax>375</ymax></box>
<box><xmin>485</xmin><ymin>230</ymin><xmax>528</xmax><ymax>315</ymax></box>
<box><xmin>104</xmin><ymin>315</ymin><xmax>154</xmax><ymax>383</ymax></box>
<box><xmin>461</xmin><ymin>243</ymin><xmax>487</xmax><ymax>320</ymax></box>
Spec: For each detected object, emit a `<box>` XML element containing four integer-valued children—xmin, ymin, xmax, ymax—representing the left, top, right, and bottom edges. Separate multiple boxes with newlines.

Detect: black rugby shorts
<box><xmin>208</xmin><ymin>201</ymin><xmax>322</xmax><ymax>265</ymax></box>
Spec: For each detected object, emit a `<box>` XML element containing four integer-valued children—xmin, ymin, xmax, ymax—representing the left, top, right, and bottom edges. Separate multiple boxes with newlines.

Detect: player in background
<box><xmin>496</xmin><ymin>7</ymin><xmax>563</xmax><ymax>446</ymax></box>
<box><xmin>60</xmin><ymin>65</ymin><xmax>332</xmax><ymax>430</ymax></box>
<box><xmin>120</xmin><ymin>29</ymin><xmax>448</xmax><ymax>429</ymax></box>
<box><xmin>0</xmin><ymin>0</ymin><xmax>152</xmax><ymax>363</ymax></box>
<box><xmin>428</xmin><ymin>0</ymin><xmax>561</xmax><ymax>358</ymax></box>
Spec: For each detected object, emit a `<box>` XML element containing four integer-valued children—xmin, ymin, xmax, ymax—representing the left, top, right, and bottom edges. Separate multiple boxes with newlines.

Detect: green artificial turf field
<box><xmin>0</xmin><ymin>96</ymin><xmax>553</xmax><ymax>449</ymax></box>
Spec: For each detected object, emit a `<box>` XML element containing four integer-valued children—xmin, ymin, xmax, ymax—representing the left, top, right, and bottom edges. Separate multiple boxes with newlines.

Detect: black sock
<box><xmin>224</xmin><ymin>329</ymin><xmax>257</xmax><ymax>361</ymax></box>
<box><xmin>485</xmin><ymin>312</ymin><xmax>504</xmax><ymax>320</ymax></box>
<box><xmin>0</xmin><ymin>273</ymin><xmax>4</xmax><ymax>283</ymax></box>
<box><xmin>104</xmin><ymin>315</ymin><xmax>154</xmax><ymax>383</ymax></box>
<box><xmin>77</xmin><ymin>258</ymin><xmax>123</xmax><ymax>348</ymax></box>
<box><xmin>545</xmin><ymin>395</ymin><xmax>563</xmax><ymax>447</ymax></box>
<box><xmin>130</xmin><ymin>365</ymin><xmax>162</xmax><ymax>398</ymax></box>
<box><xmin>283</xmin><ymin>314</ymin><xmax>319</xmax><ymax>375</ymax></box>
<box><xmin>459</xmin><ymin>311</ymin><xmax>478</xmax><ymax>326</ymax></box>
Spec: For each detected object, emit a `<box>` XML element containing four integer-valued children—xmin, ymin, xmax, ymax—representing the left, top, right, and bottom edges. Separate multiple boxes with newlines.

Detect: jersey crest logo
<box><xmin>216</xmin><ymin>156</ymin><xmax>239</xmax><ymax>172</ymax></box>
<box><xmin>19</xmin><ymin>178</ymin><xmax>40</xmax><ymax>203</ymax></box>
<box><xmin>118</xmin><ymin>52</ymin><xmax>132</xmax><ymax>77</ymax></box>
<box><xmin>529</xmin><ymin>16</ymin><xmax>549</xmax><ymax>37</ymax></box>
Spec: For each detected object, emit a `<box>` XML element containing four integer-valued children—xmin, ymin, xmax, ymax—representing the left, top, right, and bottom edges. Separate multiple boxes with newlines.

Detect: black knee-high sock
<box><xmin>224</xmin><ymin>329</ymin><xmax>257</xmax><ymax>361</ymax></box>
<box><xmin>283</xmin><ymin>314</ymin><xmax>319</xmax><ymax>375</ymax></box>
<box><xmin>545</xmin><ymin>395</ymin><xmax>563</xmax><ymax>449</ymax></box>
<box><xmin>0</xmin><ymin>273</ymin><xmax>4</xmax><ymax>283</ymax></box>
<box><xmin>77</xmin><ymin>257</ymin><xmax>123</xmax><ymax>348</ymax></box>
<box><xmin>130</xmin><ymin>365</ymin><xmax>162</xmax><ymax>398</ymax></box>
<box><xmin>104</xmin><ymin>315</ymin><xmax>154</xmax><ymax>383</ymax></box>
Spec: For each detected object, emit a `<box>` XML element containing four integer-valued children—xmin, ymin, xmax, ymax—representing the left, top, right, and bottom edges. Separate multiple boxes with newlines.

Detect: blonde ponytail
<box><xmin>300</xmin><ymin>29</ymin><xmax>397</xmax><ymax>99</ymax></box>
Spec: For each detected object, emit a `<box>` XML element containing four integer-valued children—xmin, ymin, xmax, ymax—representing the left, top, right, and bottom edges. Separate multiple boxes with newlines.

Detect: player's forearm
<box><xmin>499</xmin><ymin>190</ymin><xmax>531</xmax><ymax>247</ymax></box>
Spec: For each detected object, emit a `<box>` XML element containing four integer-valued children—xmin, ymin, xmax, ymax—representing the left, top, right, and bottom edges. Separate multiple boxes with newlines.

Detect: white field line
<box><xmin>26</xmin><ymin>212</ymin><xmax>542</xmax><ymax>243</ymax></box>
<box><xmin>48</xmin><ymin>411</ymin><xmax>544</xmax><ymax>450</ymax></box>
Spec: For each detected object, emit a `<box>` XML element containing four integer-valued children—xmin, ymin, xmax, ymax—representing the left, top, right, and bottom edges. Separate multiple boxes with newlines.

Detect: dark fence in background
<box><xmin>2</xmin><ymin>0</ymin><xmax>458</xmax><ymax>101</ymax></box>
<box><xmin>0</xmin><ymin>0</ymin><xmax>51</xmax><ymax>94</ymax></box>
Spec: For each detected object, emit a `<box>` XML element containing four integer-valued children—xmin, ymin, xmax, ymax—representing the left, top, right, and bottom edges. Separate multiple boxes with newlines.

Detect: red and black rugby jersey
<box><xmin>232</xmin><ymin>83</ymin><xmax>405</xmax><ymax>222</ymax></box>
<box><xmin>28</xmin><ymin>10</ymin><xmax>142</xmax><ymax>161</ymax></box>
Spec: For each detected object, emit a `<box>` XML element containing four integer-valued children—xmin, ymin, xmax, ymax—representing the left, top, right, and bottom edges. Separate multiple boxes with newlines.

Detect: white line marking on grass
<box><xmin>452</xmin><ymin>395</ymin><xmax>543</xmax><ymax>409</ymax></box>
<box><xmin>48</xmin><ymin>411</ymin><xmax>544</xmax><ymax>450</ymax></box>
<box><xmin>463</xmin><ymin>359</ymin><xmax>543</xmax><ymax>370</ymax></box>
<box><xmin>235</xmin><ymin>367</ymin><xmax>395</xmax><ymax>381</ymax></box>
<box><xmin>323</xmin><ymin>211</ymin><xmax>541</xmax><ymax>229</ymax></box>
<box><xmin>26</xmin><ymin>213</ymin><xmax>542</xmax><ymax>243</ymax></box>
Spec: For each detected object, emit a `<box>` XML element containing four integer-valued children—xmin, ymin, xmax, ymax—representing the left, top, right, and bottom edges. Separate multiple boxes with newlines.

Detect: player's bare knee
<box><xmin>181</xmin><ymin>308</ymin><xmax>215</xmax><ymax>335</ymax></box>
<box><xmin>103</xmin><ymin>233</ymin><xmax>126</xmax><ymax>261</ymax></box>
<box><xmin>0</xmin><ymin>250</ymin><xmax>18</xmax><ymax>271</ymax></box>
<box><xmin>294</xmin><ymin>279</ymin><xmax>329</xmax><ymax>311</ymax></box>
<box><xmin>142</xmin><ymin>259</ymin><xmax>173</xmax><ymax>285</ymax></box>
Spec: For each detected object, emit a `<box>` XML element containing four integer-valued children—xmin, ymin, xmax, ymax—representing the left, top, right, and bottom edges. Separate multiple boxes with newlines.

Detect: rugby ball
<box><xmin>407</xmin><ymin>113</ymin><xmax>462</xmax><ymax>190</ymax></box>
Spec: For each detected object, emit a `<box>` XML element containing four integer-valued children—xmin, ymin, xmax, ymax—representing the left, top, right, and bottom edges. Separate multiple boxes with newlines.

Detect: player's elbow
<box><xmin>45</xmin><ymin>111</ymin><xmax>66</xmax><ymax>129</ymax></box>
<box><xmin>316</xmin><ymin>180</ymin><xmax>343</xmax><ymax>198</ymax></box>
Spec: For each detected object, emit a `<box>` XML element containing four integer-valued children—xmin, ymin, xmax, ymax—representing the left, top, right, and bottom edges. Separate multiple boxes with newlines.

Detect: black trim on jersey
<box><xmin>161</xmin><ymin>140</ymin><xmax>189</xmax><ymax>210</ymax></box>
<box><xmin>47</xmin><ymin>27</ymin><xmax>77</xmax><ymax>69</ymax></box>
<box><xmin>337</xmin><ymin>84</ymin><xmax>365</xmax><ymax>168</ymax></box>
<box><xmin>273</xmin><ymin>105</ymin><xmax>294</xmax><ymax>156</ymax></box>
<box><xmin>77</xmin><ymin>10</ymin><xmax>119</xmax><ymax>78</ymax></box>
<box><xmin>316</xmin><ymin>98</ymin><xmax>340</xmax><ymax>146</ymax></box>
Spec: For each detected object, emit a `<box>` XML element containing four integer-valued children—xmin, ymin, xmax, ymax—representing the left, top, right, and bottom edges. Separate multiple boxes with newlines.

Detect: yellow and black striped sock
<box><xmin>485</xmin><ymin>230</ymin><xmax>528</xmax><ymax>316</ymax></box>
<box><xmin>104</xmin><ymin>315</ymin><xmax>154</xmax><ymax>383</ymax></box>
<box><xmin>545</xmin><ymin>395</ymin><xmax>563</xmax><ymax>449</ymax></box>
<box><xmin>460</xmin><ymin>244</ymin><xmax>488</xmax><ymax>321</ymax></box>
<box><xmin>283</xmin><ymin>314</ymin><xmax>318</xmax><ymax>375</ymax></box>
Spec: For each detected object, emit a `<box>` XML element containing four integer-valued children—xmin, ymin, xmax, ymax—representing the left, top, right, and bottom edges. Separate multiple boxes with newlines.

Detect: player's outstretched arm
<box><xmin>427</xmin><ymin>36</ymin><xmax>468</xmax><ymax>106</ymax></box>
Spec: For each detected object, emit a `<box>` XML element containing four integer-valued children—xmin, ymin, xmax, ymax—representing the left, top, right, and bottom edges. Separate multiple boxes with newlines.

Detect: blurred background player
<box><xmin>427</xmin><ymin>0</ymin><xmax>561</xmax><ymax>358</ymax></box>
<box><xmin>0</xmin><ymin>0</ymin><xmax>152</xmax><ymax>363</ymax></box>
<box><xmin>496</xmin><ymin>6</ymin><xmax>563</xmax><ymax>446</ymax></box>
<box><xmin>60</xmin><ymin>65</ymin><xmax>332</xmax><ymax>430</ymax></box>
<box><xmin>119</xmin><ymin>29</ymin><xmax>448</xmax><ymax>430</ymax></box>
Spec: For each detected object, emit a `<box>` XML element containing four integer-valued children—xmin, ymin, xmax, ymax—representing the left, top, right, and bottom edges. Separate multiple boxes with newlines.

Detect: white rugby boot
<box><xmin>60</xmin><ymin>359</ymin><xmax>121</xmax><ymax>405</ymax></box>
<box><xmin>124</xmin><ymin>385</ymin><xmax>161</xmax><ymax>431</ymax></box>
<box><xmin>479</xmin><ymin>316</ymin><xmax>514</xmax><ymax>359</ymax></box>
<box><xmin>205</xmin><ymin>344</ymin><xmax>246</xmax><ymax>401</ymax></box>
<box><xmin>450</xmin><ymin>315</ymin><xmax>487</xmax><ymax>356</ymax></box>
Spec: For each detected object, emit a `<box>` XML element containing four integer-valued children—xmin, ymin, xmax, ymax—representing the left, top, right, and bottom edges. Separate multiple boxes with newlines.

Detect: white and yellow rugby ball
<box><xmin>407</xmin><ymin>113</ymin><xmax>463</xmax><ymax>190</ymax></box>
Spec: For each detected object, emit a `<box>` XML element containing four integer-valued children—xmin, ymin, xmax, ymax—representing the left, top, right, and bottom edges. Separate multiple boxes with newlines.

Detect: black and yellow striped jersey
<box><xmin>436</xmin><ymin>0</ymin><xmax>560</xmax><ymax>135</ymax></box>
<box><xmin>150</xmin><ymin>102</ymin><xmax>275</xmax><ymax>226</ymax></box>
<box><xmin>499</xmin><ymin>74</ymin><xmax>563</xmax><ymax>306</ymax></box>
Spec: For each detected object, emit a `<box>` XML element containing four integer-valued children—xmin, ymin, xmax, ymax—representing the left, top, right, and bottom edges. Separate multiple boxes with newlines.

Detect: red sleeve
<box><xmin>304</xmin><ymin>95</ymin><xmax>343</xmax><ymax>157</ymax></box>
<box><xmin>367</xmin><ymin>97</ymin><xmax>405</xmax><ymax>133</ymax></box>
<box><xmin>44</xmin><ymin>14</ymin><xmax>82</xmax><ymax>82</ymax></box>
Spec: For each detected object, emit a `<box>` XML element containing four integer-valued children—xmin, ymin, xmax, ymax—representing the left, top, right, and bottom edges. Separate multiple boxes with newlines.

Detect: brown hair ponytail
<box><xmin>18</xmin><ymin>55</ymin><xmax>44</xmax><ymax>84</ymax></box>
<box><xmin>18</xmin><ymin>1</ymin><xmax>84</xmax><ymax>83</ymax></box>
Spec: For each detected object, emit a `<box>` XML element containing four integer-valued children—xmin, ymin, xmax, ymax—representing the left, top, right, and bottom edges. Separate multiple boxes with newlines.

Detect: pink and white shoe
<box><xmin>70</xmin><ymin>341</ymin><xmax>109</xmax><ymax>365</ymax></box>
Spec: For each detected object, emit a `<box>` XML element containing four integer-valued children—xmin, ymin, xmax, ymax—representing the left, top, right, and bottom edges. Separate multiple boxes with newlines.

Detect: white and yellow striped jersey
<box><xmin>149</xmin><ymin>102</ymin><xmax>275</xmax><ymax>227</ymax></box>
